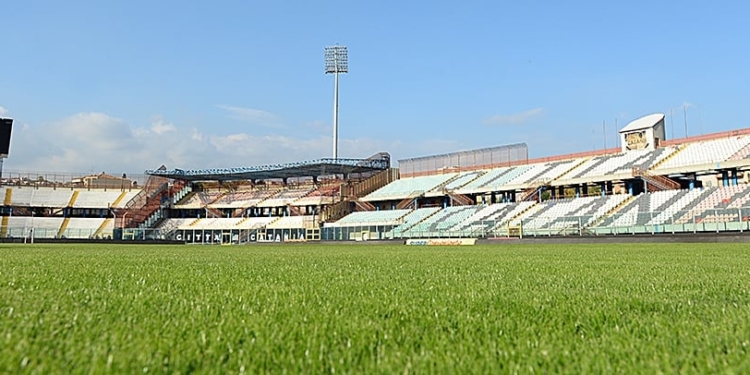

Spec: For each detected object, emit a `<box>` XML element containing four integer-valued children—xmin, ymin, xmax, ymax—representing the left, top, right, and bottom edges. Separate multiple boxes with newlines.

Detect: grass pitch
<box><xmin>1</xmin><ymin>242</ymin><xmax>749</xmax><ymax>373</ymax></box>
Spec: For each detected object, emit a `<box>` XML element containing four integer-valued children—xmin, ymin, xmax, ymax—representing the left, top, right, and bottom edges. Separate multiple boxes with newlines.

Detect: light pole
<box><xmin>325</xmin><ymin>45</ymin><xmax>348</xmax><ymax>160</ymax></box>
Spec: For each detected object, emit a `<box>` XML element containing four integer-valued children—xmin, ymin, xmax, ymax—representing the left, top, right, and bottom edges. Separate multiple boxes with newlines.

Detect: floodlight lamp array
<box><xmin>324</xmin><ymin>45</ymin><xmax>348</xmax><ymax>74</ymax></box>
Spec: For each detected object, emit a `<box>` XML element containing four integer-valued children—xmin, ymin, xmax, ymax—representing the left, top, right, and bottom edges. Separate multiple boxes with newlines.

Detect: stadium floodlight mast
<box><xmin>325</xmin><ymin>45</ymin><xmax>348</xmax><ymax>160</ymax></box>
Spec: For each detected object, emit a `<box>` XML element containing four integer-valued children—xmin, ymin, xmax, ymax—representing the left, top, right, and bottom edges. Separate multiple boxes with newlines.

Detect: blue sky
<box><xmin>2</xmin><ymin>0</ymin><xmax>749</xmax><ymax>174</ymax></box>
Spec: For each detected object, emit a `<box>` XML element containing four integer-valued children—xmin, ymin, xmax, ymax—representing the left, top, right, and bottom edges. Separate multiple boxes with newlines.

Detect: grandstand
<box><xmin>6</xmin><ymin>113</ymin><xmax>750</xmax><ymax>243</ymax></box>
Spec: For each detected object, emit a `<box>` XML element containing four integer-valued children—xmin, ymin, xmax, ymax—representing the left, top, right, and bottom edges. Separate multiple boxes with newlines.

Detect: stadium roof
<box><xmin>144</xmin><ymin>154</ymin><xmax>390</xmax><ymax>182</ymax></box>
<box><xmin>619</xmin><ymin>113</ymin><xmax>665</xmax><ymax>133</ymax></box>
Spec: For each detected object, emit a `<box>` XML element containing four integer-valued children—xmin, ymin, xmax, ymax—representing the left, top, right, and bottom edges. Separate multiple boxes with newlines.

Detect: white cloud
<box><xmin>216</xmin><ymin>105</ymin><xmax>282</xmax><ymax>128</ymax></box>
<box><xmin>0</xmin><ymin>106</ymin><xmax>7</xmax><ymax>116</ymax></box>
<box><xmin>150</xmin><ymin>119</ymin><xmax>176</xmax><ymax>135</ymax></box>
<box><xmin>482</xmin><ymin>107</ymin><xmax>545</xmax><ymax>126</ymax></box>
<box><xmin>2</xmin><ymin>112</ymin><xmax>468</xmax><ymax>177</ymax></box>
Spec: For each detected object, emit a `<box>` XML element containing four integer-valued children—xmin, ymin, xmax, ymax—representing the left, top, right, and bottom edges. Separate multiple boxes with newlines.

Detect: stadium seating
<box><xmin>328</xmin><ymin>209</ymin><xmax>411</xmax><ymax>227</ymax></box>
<box><xmin>399</xmin><ymin>205</ymin><xmax>482</xmax><ymax>237</ymax></box>
<box><xmin>456</xmin><ymin>167</ymin><xmax>512</xmax><ymax>192</ymax></box>
<box><xmin>515</xmin><ymin>195</ymin><xmax>630</xmax><ymax>235</ymax></box>
<box><xmin>566</xmin><ymin>148</ymin><xmax>672</xmax><ymax>180</ymax></box>
<box><xmin>73</xmin><ymin>190</ymin><xmax>138</xmax><ymax>208</ymax></box>
<box><xmin>389</xmin><ymin>207</ymin><xmax>441</xmax><ymax>237</ymax></box>
<box><xmin>437</xmin><ymin>171</ymin><xmax>485</xmax><ymax>191</ymax></box>
<box><xmin>4</xmin><ymin>217</ymin><xmax>63</xmax><ymax>238</ymax></box>
<box><xmin>655</xmin><ymin>136</ymin><xmax>750</xmax><ymax>170</ymax></box>
<box><xmin>593</xmin><ymin>189</ymin><xmax>704</xmax><ymax>231</ymax></box>
<box><xmin>62</xmin><ymin>218</ymin><xmax>108</xmax><ymax>238</ymax></box>
<box><xmin>256</xmin><ymin>189</ymin><xmax>314</xmax><ymax>208</ymax></box>
<box><xmin>674</xmin><ymin>185</ymin><xmax>750</xmax><ymax>224</ymax></box>
<box><xmin>266</xmin><ymin>215</ymin><xmax>316</xmax><ymax>229</ymax></box>
<box><xmin>505</xmin><ymin>160</ymin><xmax>581</xmax><ymax>186</ymax></box>
<box><xmin>176</xmin><ymin>191</ymin><xmax>223</xmax><ymax>209</ymax></box>
<box><xmin>363</xmin><ymin>174</ymin><xmax>457</xmax><ymax>201</ymax></box>
<box><xmin>209</xmin><ymin>190</ymin><xmax>275</xmax><ymax>209</ymax></box>
<box><xmin>293</xmin><ymin>185</ymin><xmax>341</xmax><ymax>206</ymax></box>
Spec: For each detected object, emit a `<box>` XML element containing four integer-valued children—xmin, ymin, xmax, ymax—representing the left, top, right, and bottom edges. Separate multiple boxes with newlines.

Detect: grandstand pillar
<box><xmin>600</xmin><ymin>182</ymin><xmax>606</xmax><ymax>196</ymax></box>
<box><xmin>722</xmin><ymin>171</ymin><xmax>729</xmax><ymax>187</ymax></box>
<box><xmin>733</xmin><ymin>169</ymin><xmax>739</xmax><ymax>186</ymax></box>
<box><xmin>575</xmin><ymin>186</ymin><xmax>580</xmax><ymax>198</ymax></box>
<box><xmin>627</xmin><ymin>181</ymin><xmax>634</xmax><ymax>195</ymax></box>
<box><xmin>550</xmin><ymin>188</ymin><xmax>555</xmax><ymax>199</ymax></box>
<box><xmin>606</xmin><ymin>181</ymin><xmax>613</xmax><ymax>195</ymax></box>
<box><xmin>558</xmin><ymin>186</ymin><xmax>564</xmax><ymax>198</ymax></box>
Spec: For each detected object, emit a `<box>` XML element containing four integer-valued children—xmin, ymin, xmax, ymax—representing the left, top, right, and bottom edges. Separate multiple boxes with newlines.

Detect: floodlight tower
<box><xmin>325</xmin><ymin>45</ymin><xmax>348</xmax><ymax>160</ymax></box>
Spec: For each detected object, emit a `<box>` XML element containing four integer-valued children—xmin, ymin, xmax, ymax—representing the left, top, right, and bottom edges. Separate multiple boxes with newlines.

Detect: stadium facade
<box><xmin>4</xmin><ymin>114</ymin><xmax>750</xmax><ymax>244</ymax></box>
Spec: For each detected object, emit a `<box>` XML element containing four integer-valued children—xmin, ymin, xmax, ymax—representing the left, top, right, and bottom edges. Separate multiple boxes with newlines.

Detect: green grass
<box><xmin>1</xmin><ymin>243</ymin><xmax>750</xmax><ymax>374</ymax></box>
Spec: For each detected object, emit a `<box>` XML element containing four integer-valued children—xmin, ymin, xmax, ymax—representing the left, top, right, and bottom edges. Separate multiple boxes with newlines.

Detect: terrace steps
<box><xmin>587</xmin><ymin>195</ymin><xmax>637</xmax><ymax>228</ymax></box>
<box><xmin>649</xmin><ymin>147</ymin><xmax>684</xmax><ymax>170</ymax></box>
<box><xmin>4</xmin><ymin>188</ymin><xmax>12</xmax><ymax>205</ymax></box>
<box><xmin>432</xmin><ymin>174</ymin><xmax>462</xmax><ymax>192</ymax></box>
<box><xmin>633</xmin><ymin>167</ymin><xmax>680</xmax><ymax>192</ymax></box>
<box><xmin>493</xmin><ymin>202</ymin><xmax>539</xmax><ymax>231</ymax></box>
<box><xmin>397</xmin><ymin>208</ymin><xmax>442</xmax><ymax>233</ymax></box>
<box><xmin>553</xmin><ymin>157</ymin><xmax>591</xmax><ymax>181</ymax></box>
<box><xmin>0</xmin><ymin>216</ymin><xmax>8</xmax><ymax>237</ymax></box>
<box><xmin>454</xmin><ymin>171</ymin><xmax>487</xmax><ymax>191</ymax></box>
<box><xmin>67</xmin><ymin>191</ymin><xmax>80</xmax><ymax>208</ymax></box>
<box><xmin>94</xmin><ymin>218</ymin><xmax>112</xmax><ymax>237</ymax></box>
<box><xmin>57</xmin><ymin>217</ymin><xmax>71</xmax><ymax>238</ymax></box>
<box><xmin>445</xmin><ymin>190</ymin><xmax>474</xmax><ymax>206</ymax></box>
<box><xmin>112</xmin><ymin>192</ymin><xmax>128</xmax><ymax>207</ymax></box>
<box><xmin>729</xmin><ymin>142</ymin><xmax>750</xmax><ymax>161</ymax></box>
<box><xmin>396</xmin><ymin>191</ymin><xmax>424</xmax><ymax>210</ymax></box>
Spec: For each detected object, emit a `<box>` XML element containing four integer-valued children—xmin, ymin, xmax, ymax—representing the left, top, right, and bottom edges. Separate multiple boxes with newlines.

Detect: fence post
<box><xmin>715</xmin><ymin>209</ymin><xmax>720</xmax><ymax>233</ymax></box>
<box><xmin>740</xmin><ymin>208</ymin><xmax>744</xmax><ymax>233</ymax></box>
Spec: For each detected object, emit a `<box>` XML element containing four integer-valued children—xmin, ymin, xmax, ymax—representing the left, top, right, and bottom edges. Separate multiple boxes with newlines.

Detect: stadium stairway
<box><xmin>586</xmin><ymin>195</ymin><xmax>637</xmax><ymax>229</ymax></box>
<box><xmin>111</xmin><ymin>191</ymin><xmax>129</xmax><ymax>207</ymax></box>
<box><xmin>452</xmin><ymin>172</ymin><xmax>487</xmax><ymax>192</ymax></box>
<box><xmin>286</xmin><ymin>204</ymin><xmax>303</xmax><ymax>216</ymax></box>
<box><xmin>67</xmin><ymin>191</ymin><xmax>80</xmax><ymax>207</ymax></box>
<box><xmin>352</xmin><ymin>199</ymin><xmax>376</xmax><ymax>211</ymax></box>
<box><xmin>552</xmin><ymin>157</ymin><xmax>591</xmax><ymax>181</ymax></box>
<box><xmin>432</xmin><ymin>174</ymin><xmax>463</xmax><ymax>192</ymax></box>
<box><xmin>520</xmin><ymin>179</ymin><xmax>550</xmax><ymax>202</ymax></box>
<box><xmin>0</xmin><ymin>216</ymin><xmax>8</xmax><ymax>237</ymax></box>
<box><xmin>205</xmin><ymin>206</ymin><xmax>224</xmax><ymax>218</ymax></box>
<box><xmin>4</xmin><ymin>188</ymin><xmax>12</xmax><ymax>206</ymax></box>
<box><xmin>57</xmin><ymin>217</ymin><xmax>71</xmax><ymax>238</ymax></box>
<box><xmin>445</xmin><ymin>190</ymin><xmax>474</xmax><ymax>206</ymax></box>
<box><xmin>648</xmin><ymin>147</ymin><xmax>684</xmax><ymax>170</ymax></box>
<box><xmin>394</xmin><ymin>208</ymin><xmax>442</xmax><ymax>234</ymax></box>
<box><xmin>396</xmin><ymin>191</ymin><xmax>424</xmax><ymax>210</ymax></box>
<box><xmin>632</xmin><ymin>167</ymin><xmax>680</xmax><ymax>191</ymax></box>
<box><xmin>492</xmin><ymin>202</ymin><xmax>540</xmax><ymax>234</ymax></box>
<box><xmin>729</xmin><ymin>142</ymin><xmax>750</xmax><ymax>161</ymax></box>
<box><xmin>175</xmin><ymin>191</ymin><xmax>196</xmax><ymax>206</ymax></box>
<box><xmin>93</xmin><ymin>218</ymin><xmax>112</xmax><ymax>238</ymax></box>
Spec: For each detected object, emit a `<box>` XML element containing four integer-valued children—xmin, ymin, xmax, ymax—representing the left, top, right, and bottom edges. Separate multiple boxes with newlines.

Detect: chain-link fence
<box><xmin>399</xmin><ymin>144</ymin><xmax>529</xmax><ymax>178</ymax></box>
<box><xmin>319</xmin><ymin>206</ymin><xmax>750</xmax><ymax>240</ymax></box>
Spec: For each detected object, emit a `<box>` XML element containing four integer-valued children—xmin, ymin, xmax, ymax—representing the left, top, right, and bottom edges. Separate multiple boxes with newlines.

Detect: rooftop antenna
<box><xmin>324</xmin><ymin>45</ymin><xmax>348</xmax><ymax>160</ymax></box>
